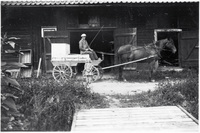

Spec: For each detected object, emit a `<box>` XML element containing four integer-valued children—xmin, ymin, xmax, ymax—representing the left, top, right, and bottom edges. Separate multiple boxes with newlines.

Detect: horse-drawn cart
<box><xmin>51</xmin><ymin>54</ymin><xmax>103</xmax><ymax>83</ymax></box>
<box><xmin>50</xmin><ymin>38</ymin><xmax>175</xmax><ymax>83</ymax></box>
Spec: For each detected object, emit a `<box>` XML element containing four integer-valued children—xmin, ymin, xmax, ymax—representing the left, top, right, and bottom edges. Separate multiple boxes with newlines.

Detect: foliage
<box><xmin>1</xmin><ymin>32</ymin><xmax>108</xmax><ymax>131</ymax></box>
<box><xmin>16</xmin><ymin>76</ymin><xmax>108</xmax><ymax>131</ymax></box>
<box><xmin>118</xmin><ymin>68</ymin><xmax>198</xmax><ymax>119</ymax></box>
<box><xmin>122</xmin><ymin>67</ymin><xmax>198</xmax><ymax>82</ymax></box>
<box><xmin>1</xmin><ymin>32</ymin><xmax>27</xmax><ymax>130</ymax></box>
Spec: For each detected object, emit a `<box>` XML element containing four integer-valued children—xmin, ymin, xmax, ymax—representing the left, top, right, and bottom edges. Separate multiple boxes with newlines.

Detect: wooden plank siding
<box><xmin>71</xmin><ymin>106</ymin><xmax>199</xmax><ymax>132</ymax></box>
<box><xmin>179</xmin><ymin>31</ymin><xmax>199</xmax><ymax>67</ymax></box>
<box><xmin>1</xmin><ymin>3</ymin><xmax>199</xmax><ymax>72</ymax></box>
<box><xmin>1</xmin><ymin>31</ymin><xmax>32</xmax><ymax>63</ymax></box>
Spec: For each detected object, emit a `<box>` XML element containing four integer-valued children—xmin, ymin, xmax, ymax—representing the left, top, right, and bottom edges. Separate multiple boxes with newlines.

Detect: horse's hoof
<box><xmin>123</xmin><ymin>79</ymin><xmax>127</xmax><ymax>82</ymax></box>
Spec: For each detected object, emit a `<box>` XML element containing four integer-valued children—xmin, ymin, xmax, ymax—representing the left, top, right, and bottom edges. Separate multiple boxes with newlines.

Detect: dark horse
<box><xmin>117</xmin><ymin>38</ymin><xmax>176</xmax><ymax>81</ymax></box>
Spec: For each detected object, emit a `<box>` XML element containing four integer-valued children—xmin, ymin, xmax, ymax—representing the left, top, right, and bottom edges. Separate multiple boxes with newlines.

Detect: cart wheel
<box><xmin>91</xmin><ymin>66</ymin><xmax>100</xmax><ymax>81</ymax></box>
<box><xmin>71</xmin><ymin>66</ymin><xmax>78</xmax><ymax>78</ymax></box>
<box><xmin>97</xmin><ymin>66</ymin><xmax>104</xmax><ymax>80</ymax></box>
<box><xmin>82</xmin><ymin>66</ymin><xmax>100</xmax><ymax>82</ymax></box>
<box><xmin>52</xmin><ymin>64</ymin><xmax>73</xmax><ymax>82</ymax></box>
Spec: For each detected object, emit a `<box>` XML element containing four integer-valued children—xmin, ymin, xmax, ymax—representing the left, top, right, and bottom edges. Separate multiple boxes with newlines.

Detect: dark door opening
<box><xmin>157</xmin><ymin>32</ymin><xmax>179</xmax><ymax>66</ymax></box>
<box><xmin>70</xmin><ymin>30</ymin><xmax>114</xmax><ymax>73</ymax></box>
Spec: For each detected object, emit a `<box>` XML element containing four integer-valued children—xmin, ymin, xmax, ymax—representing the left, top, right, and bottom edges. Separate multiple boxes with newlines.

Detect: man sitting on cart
<box><xmin>79</xmin><ymin>33</ymin><xmax>101</xmax><ymax>61</ymax></box>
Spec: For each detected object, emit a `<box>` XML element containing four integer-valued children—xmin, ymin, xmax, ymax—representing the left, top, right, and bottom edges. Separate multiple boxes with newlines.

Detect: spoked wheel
<box><xmin>91</xmin><ymin>66</ymin><xmax>100</xmax><ymax>81</ymax></box>
<box><xmin>97</xmin><ymin>66</ymin><xmax>104</xmax><ymax>80</ymax></box>
<box><xmin>71</xmin><ymin>66</ymin><xmax>78</xmax><ymax>78</ymax></box>
<box><xmin>52</xmin><ymin>64</ymin><xmax>73</xmax><ymax>82</ymax></box>
<box><xmin>82</xmin><ymin>66</ymin><xmax>100</xmax><ymax>82</ymax></box>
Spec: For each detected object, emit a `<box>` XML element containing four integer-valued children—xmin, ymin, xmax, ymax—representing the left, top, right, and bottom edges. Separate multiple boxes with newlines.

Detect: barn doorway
<box><xmin>70</xmin><ymin>29</ymin><xmax>114</xmax><ymax>73</ymax></box>
<box><xmin>154</xmin><ymin>29</ymin><xmax>182</xmax><ymax>67</ymax></box>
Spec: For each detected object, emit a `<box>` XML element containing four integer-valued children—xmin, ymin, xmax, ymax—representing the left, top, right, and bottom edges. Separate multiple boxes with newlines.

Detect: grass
<box><xmin>113</xmin><ymin>68</ymin><xmax>199</xmax><ymax>119</ymax></box>
<box><xmin>12</xmin><ymin>68</ymin><xmax>198</xmax><ymax>131</ymax></box>
<box><xmin>16</xmin><ymin>76</ymin><xmax>108</xmax><ymax>131</ymax></box>
<box><xmin>120</xmin><ymin>67</ymin><xmax>198</xmax><ymax>82</ymax></box>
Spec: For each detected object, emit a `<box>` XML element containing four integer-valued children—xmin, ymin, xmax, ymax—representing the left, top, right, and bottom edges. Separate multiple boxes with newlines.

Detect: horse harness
<box><xmin>117</xmin><ymin>43</ymin><xmax>162</xmax><ymax>58</ymax></box>
<box><xmin>96</xmin><ymin>40</ymin><xmax>172</xmax><ymax>58</ymax></box>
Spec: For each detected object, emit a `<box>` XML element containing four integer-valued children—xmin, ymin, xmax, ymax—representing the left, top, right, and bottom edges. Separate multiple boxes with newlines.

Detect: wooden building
<box><xmin>1</xmin><ymin>1</ymin><xmax>199</xmax><ymax>74</ymax></box>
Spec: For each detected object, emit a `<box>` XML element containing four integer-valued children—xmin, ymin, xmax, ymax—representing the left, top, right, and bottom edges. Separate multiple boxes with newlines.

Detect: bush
<box><xmin>122</xmin><ymin>68</ymin><xmax>198</xmax><ymax>82</ymax></box>
<box><xmin>119</xmin><ymin>68</ymin><xmax>198</xmax><ymax>119</ymax></box>
<box><xmin>1</xmin><ymin>32</ymin><xmax>28</xmax><ymax>131</ymax></box>
<box><xmin>17</xmin><ymin>76</ymin><xmax>108</xmax><ymax>131</ymax></box>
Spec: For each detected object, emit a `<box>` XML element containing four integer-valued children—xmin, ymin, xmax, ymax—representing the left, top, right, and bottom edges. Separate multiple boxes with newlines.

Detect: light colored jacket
<box><xmin>79</xmin><ymin>38</ymin><xmax>90</xmax><ymax>54</ymax></box>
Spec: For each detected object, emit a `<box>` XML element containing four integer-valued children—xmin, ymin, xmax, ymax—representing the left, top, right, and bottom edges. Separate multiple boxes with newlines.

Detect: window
<box><xmin>41</xmin><ymin>26</ymin><xmax>57</xmax><ymax>38</ymax></box>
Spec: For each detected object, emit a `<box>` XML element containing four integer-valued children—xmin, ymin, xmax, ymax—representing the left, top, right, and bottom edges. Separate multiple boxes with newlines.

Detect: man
<box><xmin>79</xmin><ymin>33</ymin><xmax>100</xmax><ymax>60</ymax></box>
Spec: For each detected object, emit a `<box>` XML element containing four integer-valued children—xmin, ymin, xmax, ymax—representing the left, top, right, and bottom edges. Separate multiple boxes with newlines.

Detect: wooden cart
<box><xmin>51</xmin><ymin>54</ymin><xmax>103</xmax><ymax>83</ymax></box>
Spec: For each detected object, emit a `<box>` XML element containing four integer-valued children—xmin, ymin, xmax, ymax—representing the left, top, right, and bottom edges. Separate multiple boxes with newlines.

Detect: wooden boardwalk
<box><xmin>71</xmin><ymin>106</ymin><xmax>198</xmax><ymax>132</ymax></box>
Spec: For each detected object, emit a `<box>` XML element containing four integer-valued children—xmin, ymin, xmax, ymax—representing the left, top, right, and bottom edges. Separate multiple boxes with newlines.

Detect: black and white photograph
<box><xmin>1</xmin><ymin>0</ymin><xmax>199</xmax><ymax>132</ymax></box>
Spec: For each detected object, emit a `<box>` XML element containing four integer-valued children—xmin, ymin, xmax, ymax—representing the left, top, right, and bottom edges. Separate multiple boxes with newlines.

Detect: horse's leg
<box><xmin>119</xmin><ymin>66</ymin><xmax>123</xmax><ymax>81</ymax></box>
<box><xmin>148</xmin><ymin>60</ymin><xmax>154</xmax><ymax>82</ymax></box>
<box><xmin>153</xmin><ymin>60</ymin><xmax>159</xmax><ymax>73</ymax></box>
<box><xmin>148</xmin><ymin>63</ymin><xmax>153</xmax><ymax>82</ymax></box>
<box><xmin>118</xmin><ymin>55</ymin><xmax>123</xmax><ymax>80</ymax></box>
<box><xmin>120</xmin><ymin>58</ymin><xmax>128</xmax><ymax>81</ymax></box>
<box><xmin>122</xmin><ymin>65</ymin><xmax>127</xmax><ymax>82</ymax></box>
<box><xmin>148</xmin><ymin>60</ymin><xmax>158</xmax><ymax>82</ymax></box>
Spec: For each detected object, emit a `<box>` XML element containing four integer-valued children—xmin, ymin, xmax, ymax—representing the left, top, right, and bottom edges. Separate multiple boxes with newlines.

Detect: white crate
<box><xmin>51</xmin><ymin>43</ymin><xmax>70</xmax><ymax>58</ymax></box>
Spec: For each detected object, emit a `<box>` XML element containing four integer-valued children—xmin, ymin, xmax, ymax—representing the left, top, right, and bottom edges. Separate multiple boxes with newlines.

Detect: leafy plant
<box><xmin>1</xmin><ymin>32</ymin><xmax>27</xmax><ymax>130</ymax></box>
<box><xmin>117</xmin><ymin>69</ymin><xmax>198</xmax><ymax>119</ymax></box>
<box><xmin>16</xmin><ymin>76</ymin><xmax>108</xmax><ymax>131</ymax></box>
<box><xmin>1</xmin><ymin>32</ymin><xmax>108</xmax><ymax>131</ymax></box>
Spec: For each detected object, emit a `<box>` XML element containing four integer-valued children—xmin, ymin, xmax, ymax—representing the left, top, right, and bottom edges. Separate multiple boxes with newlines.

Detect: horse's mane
<box><xmin>142</xmin><ymin>39</ymin><xmax>166</xmax><ymax>51</ymax></box>
<box><xmin>148</xmin><ymin>39</ymin><xmax>167</xmax><ymax>48</ymax></box>
<box><xmin>146</xmin><ymin>41</ymin><xmax>159</xmax><ymax>48</ymax></box>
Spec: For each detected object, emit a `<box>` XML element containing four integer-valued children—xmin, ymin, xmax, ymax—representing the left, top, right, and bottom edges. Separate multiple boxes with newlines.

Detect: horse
<box><xmin>117</xmin><ymin>38</ymin><xmax>176</xmax><ymax>81</ymax></box>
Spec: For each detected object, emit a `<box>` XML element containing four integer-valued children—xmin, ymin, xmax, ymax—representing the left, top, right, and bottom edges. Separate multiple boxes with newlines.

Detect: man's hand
<box><xmin>86</xmin><ymin>48</ymin><xmax>93</xmax><ymax>51</ymax></box>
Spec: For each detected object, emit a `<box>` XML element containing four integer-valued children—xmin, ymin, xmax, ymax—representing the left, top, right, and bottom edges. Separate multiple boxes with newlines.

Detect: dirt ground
<box><xmin>89</xmin><ymin>66</ymin><xmax>183</xmax><ymax>96</ymax></box>
<box><xmin>89</xmin><ymin>80</ymin><xmax>158</xmax><ymax>95</ymax></box>
<box><xmin>89</xmin><ymin>74</ymin><xmax>158</xmax><ymax>95</ymax></box>
<box><xmin>88</xmin><ymin>74</ymin><xmax>158</xmax><ymax>108</ymax></box>
<box><xmin>87</xmin><ymin>66</ymin><xmax>184</xmax><ymax>108</ymax></box>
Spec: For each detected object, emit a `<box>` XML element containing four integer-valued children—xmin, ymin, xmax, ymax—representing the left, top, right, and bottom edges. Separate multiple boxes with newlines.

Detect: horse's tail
<box><xmin>116</xmin><ymin>47</ymin><xmax>121</xmax><ymax>64</ymax></box>
<box><xmin>117</xmin><ymin>53</ymin><xmax>121</xmax><ymax>66</ymax></box>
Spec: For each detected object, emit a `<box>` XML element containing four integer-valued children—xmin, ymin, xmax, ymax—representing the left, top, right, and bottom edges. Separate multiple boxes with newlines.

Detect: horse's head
<box><xmin>165</xmin><ymin>38</ymin><xmax>176</xmax><ymax>53</ymax></box>
<box><xmin>156</xmin><ymin>38</ymin><xmax>176</xmax><ymax>54</ymax></box>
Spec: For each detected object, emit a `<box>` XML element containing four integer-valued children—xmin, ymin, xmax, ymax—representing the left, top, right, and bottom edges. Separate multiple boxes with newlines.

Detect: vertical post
<box><xmin>154</xmin><ymin>29</ymin><xmax>158</xmax><ymax>41</ymax></box>
<box><xmin>43</xmin><ymin>38</ymin><xmax>47</xmax><ymax>73</ymax></box>
<box><xmin>37</xmin><ymin>58</ymin><xmax>42</xmax><ymax>78</ymax></box>
<box><xmin>178</xmin><ymin>32</ymin><xmax>182</xmax><ymax>67</ymax></box>
<box><xmin>101</xmin><ymin>53</ymin><xmax>104</xmax><ymax>61</ymax></box>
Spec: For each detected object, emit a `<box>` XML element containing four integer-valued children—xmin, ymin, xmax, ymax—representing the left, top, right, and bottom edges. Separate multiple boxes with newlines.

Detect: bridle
<box><xmin>153</xmin><ymin>40</ymin><xmax>175</xmax><ymax>52</ymax></box>
<box><xmin>154</xmin><ymin>40</ymin><xmax>176</xmax><ymax>59</ymax></box>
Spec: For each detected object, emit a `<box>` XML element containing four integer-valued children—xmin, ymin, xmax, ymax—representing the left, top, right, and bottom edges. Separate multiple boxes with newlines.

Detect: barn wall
<box><xmin>1</xmin><ymin>3</ymin><xmax>199</xmax><ymax>70</ymax></box>
<box><xmin>1</xmin><ymin>7</ymin><xmax>32</xmax><ymax>63</ymax></box>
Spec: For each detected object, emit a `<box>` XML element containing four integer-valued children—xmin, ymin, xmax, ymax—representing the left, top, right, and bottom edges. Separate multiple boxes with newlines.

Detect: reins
<box><xmin>96</xmin><ymin>51</ymin><xmax>115</xmax><ymax>55</ymax></box>
<box><xmin>95</xmin><ymin>43</ymin><xmax>159</xmax><ymax>56</ymax></box>
<box><xmin>96</xmin><ymin>45</ymin><xmax>152</xmax><ymax>56</ymax></box>
<box><xmin>95</xmin><ymin>40</ymin><xmax>173</xmax><ymax>57</ymax></box>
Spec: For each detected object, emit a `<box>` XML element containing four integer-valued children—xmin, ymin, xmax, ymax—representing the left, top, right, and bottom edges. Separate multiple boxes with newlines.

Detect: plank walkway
<box><xmin>71</xmin><ymin>106</ymin><xmax>199</xmax><ymax>132</ymax></box>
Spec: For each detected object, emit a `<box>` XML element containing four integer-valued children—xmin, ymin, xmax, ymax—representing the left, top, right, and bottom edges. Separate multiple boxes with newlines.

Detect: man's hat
<box><xmin>81</xmin><ymin>33</ymin><xmax>86</xmax><ymax>37</ymax></box>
